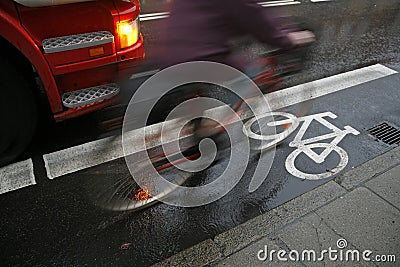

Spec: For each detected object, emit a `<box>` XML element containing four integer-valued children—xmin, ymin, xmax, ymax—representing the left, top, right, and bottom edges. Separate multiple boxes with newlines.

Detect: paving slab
<box><xmin>335</xmin><ymin>147</ymin><xmax>400</xmax><ymax>190</ymax></box>
<box><xmin>154</xmin><ymin>146</ymin><xmax>400</xmax><ymax>267</ymax></box>
<box><xmin>277</xmin><ymin>212</ymin><xmax>375</xmax><ymax>267</ymax></box>
<box><xmin>315</xmin><ymin>187</ymin><xmax>399</xmax><ymax>266</ymax></box>
<box><xmin>365</xmin><ymin>165</ymin><xmax>400</xmax><ymax>209</ymax></box>
<box><xmin>152</xmin><ymin>239</ymin><xmax>220</xmax><ymax>267</ymax></box>
<box><xmin>215</xmin><ymin>237</ymin><xmax>300</xmax><ymax>267</ymax></box>
<box><xmin>214</xmin><ymin>181</ymin><xmax>346</xmax><ymax>257</ymax></box>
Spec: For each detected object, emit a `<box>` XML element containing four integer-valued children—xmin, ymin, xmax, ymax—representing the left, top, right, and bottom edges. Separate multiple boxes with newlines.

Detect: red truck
<box><xmin>0</xmin><ymin>0</ymin><xmax>145</xmax><ymax>166</ymax></box>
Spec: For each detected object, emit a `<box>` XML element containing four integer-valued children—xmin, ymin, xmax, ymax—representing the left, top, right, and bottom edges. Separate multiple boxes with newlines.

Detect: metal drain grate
<box><xmin>368</xmin><ymin>123</ymin><xmax>400</xmax><ymax>145</ymax></box>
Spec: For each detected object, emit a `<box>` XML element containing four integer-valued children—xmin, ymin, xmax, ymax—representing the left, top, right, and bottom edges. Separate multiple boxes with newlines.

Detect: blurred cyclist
<box><xmin>159</xmin><ymin>0</ymin><xmax>315</xmax><ymax>71</ymax></box>
<box><xmin>155</xmin><ymin>0</ymin><xmax>315</xmax><ymax>138</ymax></box>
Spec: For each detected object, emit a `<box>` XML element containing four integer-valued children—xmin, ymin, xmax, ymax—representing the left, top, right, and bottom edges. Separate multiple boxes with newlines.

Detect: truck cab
<box><xmin>0</xmin><ymin>0</ymin><xmax>145</xmax><ymax>165</ymax></box>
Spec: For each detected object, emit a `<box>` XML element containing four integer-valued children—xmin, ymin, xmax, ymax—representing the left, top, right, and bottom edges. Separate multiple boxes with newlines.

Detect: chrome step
<box><xmin>62</xmin><ymin>83</ymin><xmax>120</xmax><ymax>108</ymax></box>
<box><xmin>42</xmin><ymin>31</ymin><xmax>114</xmax><ymax>54</ymax></box>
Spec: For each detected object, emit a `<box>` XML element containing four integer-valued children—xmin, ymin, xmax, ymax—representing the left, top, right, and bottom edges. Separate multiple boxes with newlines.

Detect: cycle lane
<box><xmin>0</xmin><ymin>68</ymin><xmax>399</xmax><ymax>266</ymax></box>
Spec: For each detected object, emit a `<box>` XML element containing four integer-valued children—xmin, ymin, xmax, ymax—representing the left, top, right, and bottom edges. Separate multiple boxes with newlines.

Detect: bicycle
<box><xmin>89</xmin><ymin>45</ymin><xmax>315</xmax><ymax>211</ymax></box>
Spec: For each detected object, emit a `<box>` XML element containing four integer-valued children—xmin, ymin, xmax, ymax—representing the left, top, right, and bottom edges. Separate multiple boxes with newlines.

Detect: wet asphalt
<box><xmin>1</xmin><ymin>0</ymin><xmax>399</xmax><ymax>266</ymax></box>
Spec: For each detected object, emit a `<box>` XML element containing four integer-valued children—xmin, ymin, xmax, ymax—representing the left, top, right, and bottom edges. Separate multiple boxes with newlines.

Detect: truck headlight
<box><xmin>117</xmin><ymin>17</ymin><xmax>140</xmax><ymax>49</ymax></box>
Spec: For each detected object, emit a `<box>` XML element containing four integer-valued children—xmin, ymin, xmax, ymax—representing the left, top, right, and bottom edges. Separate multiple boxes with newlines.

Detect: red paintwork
<box><xmin>53</xmin><ymin>96</ymin><xmax>118</xmax><ymax>121</ymax></box>
<box><xmin>114</xmin><ymin>1</ymin><xmax>140</xmax><ymax>21</ymax></box>
<box><xmin>117</xmin><ymin>34</ymin><xmax>145</xmax><ymax>62</ymax></box>
<box><xmin>53</xmin><ymin>54</ymin><xmax>117</xmax><ymax>76</ymax></box>
<box><xmin>55</xmin><ymin>36</ymin><xmax>144</xmax><ymax>95</ymax></box>
<box><xmin>0</xmin><ymin>0</ymin><xmax>145</xmax><ymax>119</ymax></box>
<box><xmin>17</xmin><ymin>1</ymin><xmax>118</xmax><ymax>46</ymax></box>
<box><xmin>0</xmin><ymin>2</ymin><xmax>63</xmax><ymax>112</ymax></box>
<box><xmin>45</xmin><ymin>43</ymin><xmax>116</xmax><ymax>72</ymax></box>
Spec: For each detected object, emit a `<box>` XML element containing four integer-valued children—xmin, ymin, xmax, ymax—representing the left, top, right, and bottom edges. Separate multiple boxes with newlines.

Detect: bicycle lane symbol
<box><xmin>244</xmin><ymin>111</ymin><xmax>360</xmax><ymax>181</ymax></box>
<box><xmin>285</xmin><ymin>112</ymin><xmax>360</xmax><ymax>180</ymax></box>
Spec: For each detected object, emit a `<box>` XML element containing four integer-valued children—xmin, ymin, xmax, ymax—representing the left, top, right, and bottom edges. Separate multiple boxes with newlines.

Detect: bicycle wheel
<box><xmin>243</xmin><ymin>111</ymin><xmax>299</xmax><ymax>151</ymax></box>
<box><xmin>87</xmin><ymin>156</ymin><xmax>195</xmax><ymax>211</ymax></box>
<box><xmin>285</xmin><ymin>143</ymin><xmax>349</xmax><ymax>180</ymax></box>
<box><xmin>87</xmin><ymin>133</ymin><xmax>202</xmax><ymax>211</ymax></box>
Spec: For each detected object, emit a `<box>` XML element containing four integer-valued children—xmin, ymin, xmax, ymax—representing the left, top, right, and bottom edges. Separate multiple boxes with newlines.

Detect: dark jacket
<box><xmin>159</xmin><ymin>0</ymin><xmax>293</xmax><ymax>70</ymax></box>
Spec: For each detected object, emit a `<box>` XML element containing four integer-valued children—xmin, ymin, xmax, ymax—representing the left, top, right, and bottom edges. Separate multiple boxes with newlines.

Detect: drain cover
<box><xmin>368</xmin><ymin>123</ymin><xmax>400</xmax><ymax>145</ymax></box>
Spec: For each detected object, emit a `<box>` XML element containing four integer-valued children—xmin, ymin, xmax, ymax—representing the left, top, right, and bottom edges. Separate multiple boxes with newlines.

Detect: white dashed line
<box><xmin>260</xmin><ymin>0</ymin><xmax>301</xmax><ymax>7</ymax></box>
<box><xmin>0</xmin><ymin>159</ymin><xmax>36</xmax><ymax>195</ymax></box>
<box><xmin>0</xmin><ymin>64</ymin><xmax>397</xmax><ymax>191</ymax></box>
<box><xmin>129</xmin><ymin>69</ymin><xmax>159</xmax><ymax>80</ymax></box>
<box><xmin>139</xmin><ymin>12</ymin><xmax>170</xmax><ymax>21</ymax></box>
<box><xmin>140</xmin><ymin>1</ymin><xmax>302</xmax><ymax>22</ymax></box>
<box><xmin>266</xmin><ymin>64</ymin><xmax>397</xmax><ymax>111</ymax></box>
<box><xmin>140</xmin><ymin>12</ymin><xmax>170</xmax><ymax>18</ymax></box>
<box><xmin>43</xmin><ymin>136</ymin><xmax>123</xmax><ymax>179</ymax></box>
<box><xmin>41</xmin><ymin>64</ymin><xmax>397</xmax><ymax>180</ymax></box>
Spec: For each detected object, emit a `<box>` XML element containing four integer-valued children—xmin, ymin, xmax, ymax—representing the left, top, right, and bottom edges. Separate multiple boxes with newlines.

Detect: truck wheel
<box><xmin>0</xmin><ymin>56</ymin><xmax>37</xmax><ymax>167</ymax></box>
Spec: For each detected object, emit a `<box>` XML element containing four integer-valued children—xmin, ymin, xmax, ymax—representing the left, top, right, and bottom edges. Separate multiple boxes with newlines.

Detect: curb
<box><xmin>153</xmin><ymin>146</ymin><xmax>400</xmax><ymax>266</ymax></box>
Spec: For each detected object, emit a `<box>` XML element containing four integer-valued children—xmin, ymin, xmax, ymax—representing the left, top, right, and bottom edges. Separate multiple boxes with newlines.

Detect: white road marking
<box><xmin>0</xmin><ymin>159</ymin><xmax>36</xmax><ymax>195</ymax></box>
<box><xmin>266</xmin><ymin>64</ymin><xmax>397</xmax><ymax>111</ymax></box>
<box><xmin>140</xmin><ymin>12</ymin><xmax>170</xmax><ymax>18</ymax></box>
<box><xmin>286</xmin><ymin>143</ymin><xmax>349</xmax><ymax>180</ymax></box>
<box><xmin>311</xmin><ymin>0</ymin><xmax>332</xmax><ymax>2</ymax></box>
<box><xmin>44</xmin><ymin>136</ymin><xmax>123</xmax><ymax>179</ymax></box>
<box><xmin>260</xmin><ymin>0</ymin><xmax>301</xmax><ymax>7</ymax></box>
<box><xmin>139</xmin><ymin>1</ymin><xmax>302</xmax><ymax>22</ymax></box>
<box><xmin>139</xmin><ymin>12</ymin><xmax>170</xmax><ymax>22</ymax></box>
<box><xmin>129</xmin><ymin>69</ymin><xmax>159</xmax><ymax>80</ymax></box>
<box><xmin>244</xmin><ymin>111</ymin><xmax>360</xmax><ymax>181</ymax></box>
<box><xmin>140</xmin><ymin>14</ymin><xmax>170</xmax><ymax>22</ymax></box>
<box><xmin>285</xmin><ymin>112</ymin><xmax>359</xmax><ymax>179</ymax></box>
<box><xmin>41</xmin><ymin>64</ymin><xmax>398</xmax><ymax>179</ymax></box>
<box><xmin>43</xmin><ymin>117</ymin><xmax>185</xmax><ymax>179</ymax></box>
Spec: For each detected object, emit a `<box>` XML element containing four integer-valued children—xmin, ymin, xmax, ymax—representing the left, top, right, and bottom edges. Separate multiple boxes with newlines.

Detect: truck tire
<box><xmin>0</xmin><ymin>56</ymin><xmax>37</xmax><ymax>167</ymax></box>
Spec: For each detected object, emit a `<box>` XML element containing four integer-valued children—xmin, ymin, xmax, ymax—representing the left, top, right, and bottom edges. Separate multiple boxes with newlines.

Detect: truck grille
<box><xmin>62</xmin><ymin>83</ymin><xmax>120</xmax><ymax>108</ymax></box>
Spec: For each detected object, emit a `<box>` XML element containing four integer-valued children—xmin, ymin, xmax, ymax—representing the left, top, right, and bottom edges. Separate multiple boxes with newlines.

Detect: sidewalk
<box><xmin>154</xmin><ymin>146</ymin><xmax>400</xmax><ymax>267</ymax></box>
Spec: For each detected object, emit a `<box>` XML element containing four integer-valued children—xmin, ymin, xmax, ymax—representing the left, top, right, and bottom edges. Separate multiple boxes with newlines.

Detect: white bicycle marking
<box><xmin>244</xmin><ymin>111</ymin><xmax>360</xmax><ymax>180</ymax></box>
<box><xmin>285</xmin><ymin>143</ymin><xmax>348</xmax><ymax>180</ymax></box>
<box><xmin>289</xmin><ymin>112</ymin><xmax>360</xmax><ymax>165</ymax></box>
<box><xmin>244</xmin><ymin>112</ymin><xmax>299</xmax><ymax>149</ymax></box>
